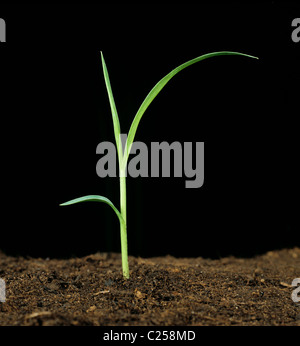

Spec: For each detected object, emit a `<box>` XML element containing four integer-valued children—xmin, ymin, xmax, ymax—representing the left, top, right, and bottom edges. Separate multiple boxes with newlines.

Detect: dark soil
<box><xmin>0</xmin><ymin>248</ymin><xmax>299</xmax><ymax>326</ymax></box>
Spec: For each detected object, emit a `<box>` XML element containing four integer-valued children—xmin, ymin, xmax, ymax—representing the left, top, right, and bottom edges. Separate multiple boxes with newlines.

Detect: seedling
<box><xmin>60</xmin><ymin>51</ymin><xmax>258</xmax><ymax>279</ymax></box>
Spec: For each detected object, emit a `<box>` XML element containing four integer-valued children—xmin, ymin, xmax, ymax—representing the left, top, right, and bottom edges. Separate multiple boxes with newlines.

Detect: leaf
<box><xmin>101</xmin><ymin>52</ymin><xmax>122</xmax><ymax>159</ymax></box>
<box><xmin>60</xmin><ymin>195</ymin><xmax>125</xmax><ymax>227</ymax></box>
<box><xmin>122</xmin><ymin>51</ymin><xmax>258</xmax><ymax>168</ymax></box>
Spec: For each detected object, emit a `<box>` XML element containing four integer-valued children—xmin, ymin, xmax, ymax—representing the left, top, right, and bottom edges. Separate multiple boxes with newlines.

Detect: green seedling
<box><xmin>60</xmin><ymin>51</ymin><xmax>258</xmax><ymax>279</ymax></box>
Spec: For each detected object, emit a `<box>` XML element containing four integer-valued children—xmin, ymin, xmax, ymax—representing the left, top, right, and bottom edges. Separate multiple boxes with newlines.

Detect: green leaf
<box><xmin>101</xmin><ymin>52</ymin><xmax>122</xmax><ymax>159</ymax></box>
<box><xmin>60</xmin><ymin>195</ymin><xmax>125</xmax><ymax>227</ymax></box>
<box><xmin>122</xmin><ymin>51</ymin><xmax>258</xmax><ymax>168</ymax></box>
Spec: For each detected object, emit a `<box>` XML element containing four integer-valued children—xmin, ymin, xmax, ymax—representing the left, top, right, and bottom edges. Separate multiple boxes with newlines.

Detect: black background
<box><xmin>0</xmin><ymin>3</ymin><xmax>299</xmax><ymax>260</ymax></box>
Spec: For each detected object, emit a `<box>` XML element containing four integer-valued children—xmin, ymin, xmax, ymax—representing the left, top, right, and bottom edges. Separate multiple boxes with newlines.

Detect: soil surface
<box><xmin>0</xmin><ymin>248</ymin><xmax>299</xmax><ymax>326</ymax></box>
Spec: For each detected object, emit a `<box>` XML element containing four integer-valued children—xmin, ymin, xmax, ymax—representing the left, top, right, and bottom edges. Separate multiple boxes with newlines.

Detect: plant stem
<box><xmin>119</xmin><ymin>170</ymin><xmax>129</xmax><ymax>279</ymax></box>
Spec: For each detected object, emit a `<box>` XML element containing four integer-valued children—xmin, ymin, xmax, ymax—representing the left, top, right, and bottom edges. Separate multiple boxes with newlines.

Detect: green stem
<box><xmin>120</xmin><ymin>170</ymin><xmax>129</xmax><ymax>279</ymax></box>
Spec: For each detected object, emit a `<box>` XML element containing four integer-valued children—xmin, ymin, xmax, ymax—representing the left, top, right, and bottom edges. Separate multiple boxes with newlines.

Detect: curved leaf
<box><xmin>122</xmin><ymin>51</ymin><xmax>258</xmax><ymax>168</ymax></box>
<box><xmin>60</xmin><ymin>195</ymin><xmax>125</xmax><ymax>227</ymax></box>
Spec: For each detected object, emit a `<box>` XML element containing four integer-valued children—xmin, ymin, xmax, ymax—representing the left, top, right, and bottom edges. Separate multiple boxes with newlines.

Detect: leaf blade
<box><xmin>101</xmin><ymin>52</ymin><xmax>122</xmax><ymax>159</ymax></box>
<box><xmin>60</xmin><ymin>195</ymin><xmax>125</xmax><ymax>226</ymax></box>
<box><xmin>123</xmin><ymin>51</ymin><xmax>258</xmax><ymax>167</ymax></box>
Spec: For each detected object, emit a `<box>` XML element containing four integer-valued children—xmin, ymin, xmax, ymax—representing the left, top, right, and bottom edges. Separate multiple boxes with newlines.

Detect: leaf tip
<box><xmin>245</xmin><ymin>53</ymin><xmax>259</xmax><ymax>60</ymax></box>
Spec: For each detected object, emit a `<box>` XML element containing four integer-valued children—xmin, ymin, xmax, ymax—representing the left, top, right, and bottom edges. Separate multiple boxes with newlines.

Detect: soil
<box><xmin>0</xmin><ymin>248</ymin><xmax>299</xmax><ymax>326</ymax></box>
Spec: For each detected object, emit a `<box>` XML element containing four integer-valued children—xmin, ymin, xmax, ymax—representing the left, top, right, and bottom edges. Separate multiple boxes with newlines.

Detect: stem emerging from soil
<box><xmin>120</xmin><ymin>169</ymin><xmax>129</xmax><ymax>279</ymax></box>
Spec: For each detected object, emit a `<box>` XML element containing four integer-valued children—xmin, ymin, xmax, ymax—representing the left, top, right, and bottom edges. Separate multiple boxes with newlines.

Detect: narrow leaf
<box><xmin>122</xmin><ymin>51</ymin><xmax>258</xmax><ymax>168</ymax></box>
<box><xmin>101</xmin><ymin>51</ymin><xmax>122</xmax><ymax>159</ymax></box>
<box><xmin>60</xmin><ymin>195</ymin><xmax>125</xmax><ymax>227</ymax></box>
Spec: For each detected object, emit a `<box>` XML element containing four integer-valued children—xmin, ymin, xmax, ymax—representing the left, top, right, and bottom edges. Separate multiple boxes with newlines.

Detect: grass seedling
<box><xmin>60</xmin><ymin>51</ymin><xmax>258</xmax><ymax>279</ymax></box>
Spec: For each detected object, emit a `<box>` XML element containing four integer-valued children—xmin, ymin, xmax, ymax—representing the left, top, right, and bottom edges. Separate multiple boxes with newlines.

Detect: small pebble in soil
<box><xmin>105</xmin><ymin>278</ymin><xmax>114</xmax><ymax>286</ymax></box>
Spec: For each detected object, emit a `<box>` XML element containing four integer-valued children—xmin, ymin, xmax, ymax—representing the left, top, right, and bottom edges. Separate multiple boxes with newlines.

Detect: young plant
<box><xmin>60</xmin><ymin>51</ymin><xmax>258</xmax><ymax>279</ymax></box>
